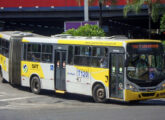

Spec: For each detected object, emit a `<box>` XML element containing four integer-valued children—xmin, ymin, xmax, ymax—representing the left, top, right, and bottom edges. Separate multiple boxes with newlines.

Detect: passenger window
<box><xmin>5</xmin><ymin>41</ymin><xmax>9</xmax><ymax>57</ymax></box>
<box><xmin>1</xmin><ymin>40</ymin><xmax>9</xmax><ymax>57</ymax></box>
<box><xmin>75</xmin><ymin>46</ymin><xmax>80</xmax><ymax>55</ymax></box>
<box><xmin>42</xmin><ymin>54</ymin><xmax>52</xmax><ymax>62</ymax></box>
<box><xmin>74</xmin><ymin>46</ymin><xmax>91</xmax><ymax>66</ymax></box>
<box><xmin>32</xmin><ymin>44</ymin><xmax>41</xmax><ymax>52</ymax></box>
<box><xmin>23</xmin><ymin>44</ymin><xmax>27</xmax><ymax>60</ymax></box>
<box><xmin>68</xmin><ymin>46</ymin><xmax>74</xmax><ymax>65</ymax></box>
<box><xmin>91</xmin><ymin>47</ymin><xmax>108</xmax><ymax>68</ymax></box>
<box><xmin>27</xmin><ymin>44</ymin><xmax>41</xmax><ymax>62</ymax></box>
<box><xmin>42</xmin><ymin>45</ymin><xmax>52</xmax><ymax>53</ymax></box>
<box><xmin>2</xmin><ymin>40</ymin><xmax>5</xmax><ymax>56</ymax></box>
<box><xmin>42</xmin><ymin>45</ymin><xmax>53</xmax><ymax>63</ymax></box>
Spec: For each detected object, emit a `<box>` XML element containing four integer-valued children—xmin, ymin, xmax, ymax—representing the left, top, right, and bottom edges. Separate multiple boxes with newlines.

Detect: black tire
<box><xmin>92</xmin><ymin>84</ymin><xmax>107</xmax><ymax>103</ymax></box>
<box><xmin>0</xmin><ymin>69</ymin><xmax>5</xmax><ymax>83</ymax></box>
<box><xmin>30</xmin><ymin>76</ymin><xmax>41</xmax><ymax>94</ymax></box>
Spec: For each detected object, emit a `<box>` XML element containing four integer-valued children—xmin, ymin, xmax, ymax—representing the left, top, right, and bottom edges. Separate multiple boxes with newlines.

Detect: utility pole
<box><xmin>84</xmin><ymin>0</ymin><xmax>89</xmax><ymax>21</ymax></box>
<box><xmin>99</xmin><ymin>1</ymin><xmax>103</xmax><ymax>27</ymax></box>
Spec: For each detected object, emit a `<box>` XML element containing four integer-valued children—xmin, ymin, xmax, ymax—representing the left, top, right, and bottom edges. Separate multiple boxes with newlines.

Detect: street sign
<box><xmin>64</xmin><ymin>21</ymin><xmax>99</xmax><ymax>31</ymax></box>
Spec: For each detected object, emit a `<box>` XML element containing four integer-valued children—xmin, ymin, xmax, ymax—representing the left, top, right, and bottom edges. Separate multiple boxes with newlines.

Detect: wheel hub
<box><xmin>97</xmin><ymin>88</ymin><xmax>105</xmax><ymax>99</ymax></box>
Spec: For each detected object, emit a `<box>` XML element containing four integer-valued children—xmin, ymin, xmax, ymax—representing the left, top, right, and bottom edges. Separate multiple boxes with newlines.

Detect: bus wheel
<box><xmin>92</xmin><ymin>84</ymin><xmax>106</xmax><ymax>103</ymax></box>
<box><xmin>31</xmin><ymin>76</ymin><xmax>41</xmax><ymax>94</ymax></box>
<box><xmin>0</xmin><ymin>70</ymin><xmax>5</xmax><ymax>83</ymax></box>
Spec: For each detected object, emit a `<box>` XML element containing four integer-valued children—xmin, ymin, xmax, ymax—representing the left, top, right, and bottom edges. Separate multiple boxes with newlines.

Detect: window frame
<box><xmin>91</xmin><ymin>46</ymin><xmax>109</xmax><ymax>68</ymax></box>
<box><xmin>24</xmin><ymin>43</ymin><xmax>53</xmax><ymax>63</ymax></box>
<box><xmin>73</xmin><ymin>45</ymin><xmax>92</xmax><ymax>66</ymax></box>
<box><xmin>68</xmin><ymin>45</ymin><xmax>109</xmax><ymax>68</ymax></box>
<box><xmin>68</xmin><ymin>45</ymin><xmax>74</xmax><ymax>65</ymax></box>
<box><xmin>41</xmin><ymin>44</ymin><xmax>53</xmax><ymax>63</ymax></box>
<box><xmin>1</xmin><ymin>39</ymin><xmax>10</xmax><ymax>58</ymax></box>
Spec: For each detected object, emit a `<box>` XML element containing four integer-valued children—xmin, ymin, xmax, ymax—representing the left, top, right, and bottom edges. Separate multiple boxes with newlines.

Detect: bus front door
<box><xmin>110</xmin><ymin>53</ymin><xmax>124</xmax><ymax>99</ymax></box>
<box><xmin>55</xmin><ymin>50</ymin><xmax>66</xmax><ymax>91</ymax></box>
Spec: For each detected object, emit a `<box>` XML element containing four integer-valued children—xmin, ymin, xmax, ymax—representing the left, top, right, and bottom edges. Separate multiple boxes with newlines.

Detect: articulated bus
<box><xmin>0</xmin><ymin>31</ymin><xmax>165</xmax><ymax>103</ymax></box>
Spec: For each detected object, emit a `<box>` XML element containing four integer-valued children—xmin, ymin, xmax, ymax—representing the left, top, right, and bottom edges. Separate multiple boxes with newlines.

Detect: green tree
<box><xmin>63</xmin><ymin>24</ymin><xmax>105</xmax><ymax>36</ymax></box>
<box><xmin>76</xmin><ymin>0</ymin><xmax>117</xmax><ymax>27</ymax></box>
<box><xmin>160</xmin><ymin>14</ymin><xmax>165</xmax><ymax>32</ymax></box>
<box><xmin>123</xmin><ymin>0</ymin><xmax>162</xmax><ymax>38</ymax></box>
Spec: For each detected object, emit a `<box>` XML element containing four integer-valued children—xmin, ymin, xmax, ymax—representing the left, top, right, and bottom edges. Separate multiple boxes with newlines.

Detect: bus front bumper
<box><xmin>124</xmin><ymin>89</ymin><xmax>165</xmax><ymax>101</ymax></box>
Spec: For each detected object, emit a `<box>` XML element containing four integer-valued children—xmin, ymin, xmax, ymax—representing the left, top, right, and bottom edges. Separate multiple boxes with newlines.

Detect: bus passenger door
<box><xmin>110</xmin><ymin>53</ymin><xmax>124</xmax><ymax>99</ymax></box>
<box><xmin>55</xmin><ymin>50</ymin><xmax>66</xmax><ymax>91</ymax></box>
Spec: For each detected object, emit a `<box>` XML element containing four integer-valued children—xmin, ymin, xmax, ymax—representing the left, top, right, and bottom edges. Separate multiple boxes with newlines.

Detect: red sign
<box><xmin>132</xmin><ymin>44</ymin><xmax>159</xmax><ymax>49</ymax></box>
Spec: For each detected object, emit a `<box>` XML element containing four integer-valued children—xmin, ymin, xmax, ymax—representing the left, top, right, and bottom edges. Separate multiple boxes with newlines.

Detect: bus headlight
<box><xmin>161</xmin><ymin>83</ymin><xmax>165</xmax><ymax>90</ymax></box>
<box><xmin>126</xmin><ymin>84</ymin><xmax>138</xmax><ymax>92</ymax></box>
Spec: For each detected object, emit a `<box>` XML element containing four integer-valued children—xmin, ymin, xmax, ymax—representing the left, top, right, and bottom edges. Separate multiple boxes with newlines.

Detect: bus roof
<box><xmin>0</xmin><ymin>31</ymin><xmax>44</xmax><ymax>40</ymax></box>
<box><xmin>22</xmin><ymin>36</ymin><xmax>161</xmax><ymax>47</ymax></box>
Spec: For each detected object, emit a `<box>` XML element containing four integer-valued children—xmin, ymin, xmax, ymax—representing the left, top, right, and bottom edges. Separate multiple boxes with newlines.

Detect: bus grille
<box><xmin>141</xmin><ymin>93</ymin><xmax>155</xmax><ymax>97</ymax></box>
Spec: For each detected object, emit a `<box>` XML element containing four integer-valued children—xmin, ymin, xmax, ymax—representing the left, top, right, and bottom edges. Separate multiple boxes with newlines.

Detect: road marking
<box><xmin>0</xmin><ymin>96</ymin><xmax>40</xmax><ymax>102</ymax></box>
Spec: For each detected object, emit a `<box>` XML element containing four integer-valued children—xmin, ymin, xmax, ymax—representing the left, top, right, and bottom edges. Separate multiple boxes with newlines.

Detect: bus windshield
<box><xmin>126</xmin><ymin>54</ymin><xmax>165</xmax><ymax>81</ymax></box>
<box><xmin>126</xmin><ymin>42</ymin><xmax>165</xmax><ymax>83</ymax></box>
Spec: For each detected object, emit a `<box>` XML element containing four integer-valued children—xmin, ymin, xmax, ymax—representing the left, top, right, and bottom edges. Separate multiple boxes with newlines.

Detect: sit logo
<box><xmin>23</xmin><ymin>64</ymin><xmax>28</xmax><ymax>73</ymax></box>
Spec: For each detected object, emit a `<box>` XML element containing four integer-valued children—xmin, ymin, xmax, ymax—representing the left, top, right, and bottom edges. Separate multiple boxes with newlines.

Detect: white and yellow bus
<box><xmin>0</xmin><ymin>31</ymin><xmax>165</xmax><ymax>103</ymax></box>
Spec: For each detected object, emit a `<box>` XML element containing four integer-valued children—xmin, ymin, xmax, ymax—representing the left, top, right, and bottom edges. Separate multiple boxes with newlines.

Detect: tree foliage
<box><xmin>63</xmin><ymin>24</ymin><xmax>105</xmax><ymax>37</ymax></box>
<box><xmin>160</xmin><ymin>14</ymin><xmax>165</xmax><ymax>32</ymax></box>
<box><xmin>124</xmin><ymin>0</ymin><xmax>162</xmax><ymax>22</ymax></box>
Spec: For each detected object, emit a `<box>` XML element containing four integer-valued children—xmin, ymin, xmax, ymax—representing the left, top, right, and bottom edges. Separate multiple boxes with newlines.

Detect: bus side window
<box><xmin>27</xmin><ymin>44</ymin><xmax>32</xmax><ymax>60</ymax></box>
<box><xmin>1</xmin><ymin>39</ymin><xmax>9</xmax><ymax>58</ymax></box>
<box><xmin>27</xmin><ymin>44</ymin><xmax>41</xmax><ymax>62</ymax></box>
<box><xmin>74</xmin><ymin>46</ymin><xmax>80</xmax><ymax>65</ymax></box>
<box><xmin>5</xmin><ymin>41</ymin><xmax>9</xmax><ymax>57</ymax></box>
<box><xmin>91</xmin><ymin>47</ymin><xmax>108</xmax><ymax>68</ymax></box>
<box><xmin>74</xmin><ymin>46</ymin><xmax>91</xmax><ymax>66</ymax></box>
<box><xmin>2</xmin><ymin>39</ymin><xmax>6</xmax><ymax>56</ymax></box>
<box><xmin>23</xmin><ymin>44</ymin><xmax>27</xmax><ymax>60</ymax></box>
<box><xmin>42</xmin><ymin>45</ymin><xmax>52</xmax><ymax>63</ymax></box>
<box><xmin>68</xmin><ymin>46</ymin><xmax>74</xmax><ymax>65</ymax></box>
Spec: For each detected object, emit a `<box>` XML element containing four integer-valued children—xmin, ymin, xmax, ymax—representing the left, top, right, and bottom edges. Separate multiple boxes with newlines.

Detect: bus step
<box><xmin>55</xmin><ymin>90</ymin><xmax>66</xmax><ymax>94</ymax></box>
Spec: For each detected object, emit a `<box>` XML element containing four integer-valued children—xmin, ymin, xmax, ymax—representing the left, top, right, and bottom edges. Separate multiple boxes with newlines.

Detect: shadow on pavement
<box><xmin>107</xmin><ymin>99</ymin><xmax>165</xmax><ymax>106</ymax></box>
<box><xmin>14</xmin><ymin>86</ymin><xmax>94</xmax><ymax>103</ymax></box>
<box><xmin>11</xmin><ymin>85</ymin><xmax>165</xmax><ymax>106</ymax></box>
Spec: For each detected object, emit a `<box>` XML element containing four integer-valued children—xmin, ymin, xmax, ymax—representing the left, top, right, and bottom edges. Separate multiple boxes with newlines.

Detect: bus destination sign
<box><xmin>127</xmin><ymin>43</ymin><xmax>163</xmax><ymax>54</ymax></box>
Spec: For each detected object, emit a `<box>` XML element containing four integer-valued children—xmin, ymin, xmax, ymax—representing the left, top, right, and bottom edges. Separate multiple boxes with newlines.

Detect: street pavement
<box><xmin>0</xmin><ymin>81</ymin><xmax>165</xmax><ymax>120</ymax></box>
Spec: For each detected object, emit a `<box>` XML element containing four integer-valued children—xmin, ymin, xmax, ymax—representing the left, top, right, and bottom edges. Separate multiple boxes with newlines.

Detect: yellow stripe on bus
<box><xmin>58</xmin><ymin>39</ymin><xmax>123</xmax><ymax>46</ymax></box>
<box><xmin>22</xmin><ymin>38</ymin><xmax>29</xmax><ymax>42</ymax></box>
<box><xmin>0</xmin><ymin>34</ymin><xmax>2</xmax><ymax>38</ymax></box>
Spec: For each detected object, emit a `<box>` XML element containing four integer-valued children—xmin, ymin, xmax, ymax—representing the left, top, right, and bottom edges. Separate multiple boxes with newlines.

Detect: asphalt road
<box><xmin>0</xmin><ymin>81</ymin><xmax>165</xmax><ymax>120</ymax></box>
